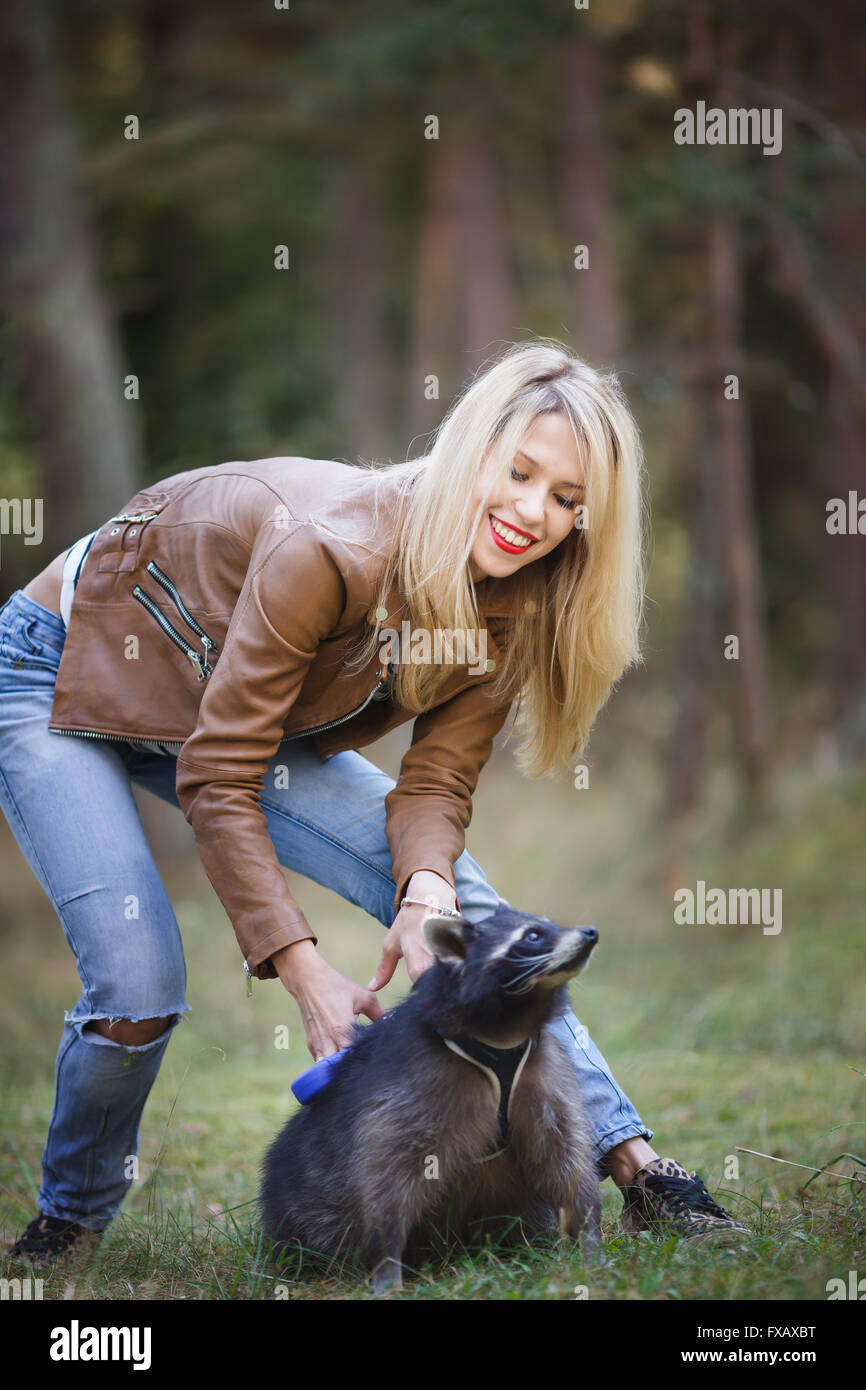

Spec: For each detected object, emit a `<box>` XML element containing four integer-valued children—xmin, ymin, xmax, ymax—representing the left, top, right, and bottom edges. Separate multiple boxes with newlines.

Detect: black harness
<box><xmin>437</xmin><ymin>1030</ymin><xmax>534</xmax><ymax>1161</ymax></box>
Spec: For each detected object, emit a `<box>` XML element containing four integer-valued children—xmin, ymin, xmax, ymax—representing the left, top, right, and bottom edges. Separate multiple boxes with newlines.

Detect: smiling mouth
<box><xmin>488</xmin><ymin>513</ymin><xmax>539</xmax><ymax>553</ymax></box>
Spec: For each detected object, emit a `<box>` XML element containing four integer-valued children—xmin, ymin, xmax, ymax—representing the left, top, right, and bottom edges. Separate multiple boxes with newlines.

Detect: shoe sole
<box><xmin>3</xmin><ymin>1231</ymin><xmax>103</xmax><ymax>1262</ymax></box>
<box><xmin>621</xmin><ymin>1219</ymin><xmax>753</xmax><ymax>1245</ymax></box>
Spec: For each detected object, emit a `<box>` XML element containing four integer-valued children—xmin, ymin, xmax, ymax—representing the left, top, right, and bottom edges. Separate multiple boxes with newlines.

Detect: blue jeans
<box><xmin>0</xmin><ymin>589</ymin><xmax>652</xmax><ymax>1230</ymax></box>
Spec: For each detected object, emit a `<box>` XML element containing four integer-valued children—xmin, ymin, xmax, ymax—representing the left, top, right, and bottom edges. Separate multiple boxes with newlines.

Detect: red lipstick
<box><xmin>488</xmin><ymin>513</ymin><xmax>539</xmax><ymax>555</ymax></box>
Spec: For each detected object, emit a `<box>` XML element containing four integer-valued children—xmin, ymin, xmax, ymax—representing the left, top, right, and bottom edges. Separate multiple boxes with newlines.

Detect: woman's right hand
<box><xmin>271</xmin><ymin>938</ymin><xmax>384</xmax><ymax>1060</ymax></box>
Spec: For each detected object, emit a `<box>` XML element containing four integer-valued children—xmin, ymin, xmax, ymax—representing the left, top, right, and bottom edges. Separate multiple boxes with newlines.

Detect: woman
<box><xmin>0</xmin><ymin>339</ymin><xmax>747</xmax><ymax>1262</ymax></box>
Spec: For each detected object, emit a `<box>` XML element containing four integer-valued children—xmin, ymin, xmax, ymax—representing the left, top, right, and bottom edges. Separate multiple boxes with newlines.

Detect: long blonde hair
<box><xmin>316</xmin><ymin>338</ymin><xmax>647</xmax><ymax>778</ymax></box>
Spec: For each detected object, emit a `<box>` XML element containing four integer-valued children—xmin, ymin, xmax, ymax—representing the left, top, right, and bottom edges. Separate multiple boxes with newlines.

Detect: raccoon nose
<box><xmin>580</xmin><ymin>926</ymin><xmax>598</xmax><ymax>944</ymax></box>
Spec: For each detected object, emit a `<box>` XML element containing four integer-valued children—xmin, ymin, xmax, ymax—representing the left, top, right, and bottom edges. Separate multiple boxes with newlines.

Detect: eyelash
<box><xmin>510</xmin><ymin>467</ymin><xmax>577</xmax><ymax>511</ymax></box>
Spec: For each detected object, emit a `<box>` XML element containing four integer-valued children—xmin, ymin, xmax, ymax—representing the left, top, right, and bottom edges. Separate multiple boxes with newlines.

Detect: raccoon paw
<box><xmin>371</xmin><ymin>1255</ymin><xmax>403</xmax><ymax>1295</ymax></box>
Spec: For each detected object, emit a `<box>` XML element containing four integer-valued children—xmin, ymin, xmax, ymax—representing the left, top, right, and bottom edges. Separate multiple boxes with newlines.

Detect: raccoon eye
<box><xmin>523</xmin><ymin>929</ymin><xmax>543</xmax><ymax>943</ymax></box>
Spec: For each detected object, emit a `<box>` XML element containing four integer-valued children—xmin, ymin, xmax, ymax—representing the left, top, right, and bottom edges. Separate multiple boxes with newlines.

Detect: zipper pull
<box><xmin>243</xmin><ymin>960</ymin><xmax>254</xmax><ymax>996</ymax></box>
<box><xmin>186</xmin><ymin>650</ymin><xmax>209</xmax><ymax>681</ymax></box>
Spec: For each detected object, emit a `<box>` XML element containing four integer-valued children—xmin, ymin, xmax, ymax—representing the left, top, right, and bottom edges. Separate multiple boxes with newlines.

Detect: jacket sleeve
<box><xmin>175</xmin><ymin>522</ymin><xmax>346</xmax><ymax>980</ymax></box>
<box><xmin>385</xmin><ymin>677</ymin><xmax>513</xmax><ymax>917</ymax></box>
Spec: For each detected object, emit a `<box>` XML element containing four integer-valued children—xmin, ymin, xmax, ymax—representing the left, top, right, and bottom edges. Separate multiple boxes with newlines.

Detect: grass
<box><xmin>1</xmin><ymin>741</ymin><xmax>864</xmax><ymax>1300</ymax></box>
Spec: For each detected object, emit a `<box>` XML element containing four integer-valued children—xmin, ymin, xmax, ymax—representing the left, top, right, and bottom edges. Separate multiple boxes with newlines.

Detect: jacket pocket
<box><xmin>0</xmin><ymin>620</ymin><xmax>63</xmax><ymax>673</ymax></box>
<box><xmin>133</xmin><ymin>563</ymin><xmax>219</xmax><ymax>682</ymax></box>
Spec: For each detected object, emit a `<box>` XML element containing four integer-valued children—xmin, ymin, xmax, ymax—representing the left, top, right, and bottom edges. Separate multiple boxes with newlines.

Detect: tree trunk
<box><xmin>555</xmin><ymin>37</ymin><xmax>624</xmax><ymax>365</ymax></box>
<box><xmin>706</xmin><ymin>216</ymin><xmax>772</xmax><ymax>801</ymax></box>
<box><xmin>664</xmin><ymin>383</ymin><xmax>726</xmax><ymax>889</ymax></box>
<box><xmin>663</xmin><ymin>1</ymin><xmax>772</xmax><ymax>825</ymax></box>
<box><xmin>406</xmin><ymin>127</ymin><xmax>462</xmax><ymax>444</ymax></box>
<box><xmin>0</xmin><ymin>0</ymin><xmax>139</xmax><ymax>569</ymax></box>
<box><xmin>763</xmin><ymin>20</ymin><xmax>866</xmax><ymax>759</ymax></box>
<box><xmin>407</xmin><ymin>90</ymin><xmax>515</xmax><ymax>439</ymax></box>
<box><xmin>451</xmin><ymin>101</ymin><xmax>514</xmax><ymax>363</ymax></box>
<box><xmin>330</xmin><ymin>161</ymin><xmax>391</xmax><ymax>466</ymax></box>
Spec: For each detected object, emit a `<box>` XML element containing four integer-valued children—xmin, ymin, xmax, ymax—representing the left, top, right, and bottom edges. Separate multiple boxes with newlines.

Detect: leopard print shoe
<box><xmin>5</xmin><ymin>1212</ymin><xmax>104</xmax><ymax>1263</ymax></box>
<box><xmin>621</xmin><ymin>1157</ymin><xmax>751</xmax><ymax>1242</ymax></box>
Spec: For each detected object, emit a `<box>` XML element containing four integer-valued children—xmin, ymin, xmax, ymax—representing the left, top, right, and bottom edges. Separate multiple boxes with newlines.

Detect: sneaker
<box><xmin>5</xmin><ymin>1212</ymin><xmax>104</xmax><ymax>1262</ymax></box>
<box><xmin>621</xmin><ymin>1158</ymin><xmax>751</xmax><ymax>1243</ymax></box>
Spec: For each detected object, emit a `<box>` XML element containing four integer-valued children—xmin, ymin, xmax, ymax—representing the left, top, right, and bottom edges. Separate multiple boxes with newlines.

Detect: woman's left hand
<box><xmin>367</xmin><ymin>870</ymin><xmax>456</xmax><ymax>990</ymax></box>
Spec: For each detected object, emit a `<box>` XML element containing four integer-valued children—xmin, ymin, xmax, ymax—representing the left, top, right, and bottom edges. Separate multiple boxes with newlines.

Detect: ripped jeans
<box><xmin>0</xmin><ymin>589</ymin><xmax>652</xmax><ymax>1230</ymax></box>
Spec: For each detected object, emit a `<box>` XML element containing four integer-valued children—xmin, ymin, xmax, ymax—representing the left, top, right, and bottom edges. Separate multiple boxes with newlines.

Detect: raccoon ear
<box><xmin>422</xmin><ymin>913</ymin><xmax>471</xmax><ymax>966</ymax></box>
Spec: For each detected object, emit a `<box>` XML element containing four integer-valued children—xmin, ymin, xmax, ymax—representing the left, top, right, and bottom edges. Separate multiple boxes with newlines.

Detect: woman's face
<box><xmin>468</xmin><ymin>410</ymin><xmax>586</xmax><ymax>582</ymax></box>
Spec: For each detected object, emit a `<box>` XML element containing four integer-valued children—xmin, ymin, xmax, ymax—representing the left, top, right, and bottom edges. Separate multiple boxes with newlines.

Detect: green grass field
<box><xmin>1</xmin><ymin>746</ymin><xmax>863</xmax><ymax>1300</ymax></box>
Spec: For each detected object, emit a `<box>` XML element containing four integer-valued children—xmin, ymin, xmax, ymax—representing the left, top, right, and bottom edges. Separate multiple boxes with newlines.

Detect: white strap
<box><xmin>442</xmin><ymin>1037</ymin><xmax>502</xmax><ymax>1106</ymax></box>
<box><xmin>441</xmin><ymin>1036</ymin><xmax>533</xmax><ymax>1119</ymax></box>
<box><xmin>59</xmin><ymin>530</ymin><xmax>98</xmax><ymax>628</ymax></box>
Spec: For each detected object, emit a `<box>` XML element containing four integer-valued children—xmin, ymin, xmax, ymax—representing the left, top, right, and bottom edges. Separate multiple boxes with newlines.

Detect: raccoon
<box><xmin>259</xmin><ymin>904</ymin><xmax>602</xmax><ymax>1292</ymax></box>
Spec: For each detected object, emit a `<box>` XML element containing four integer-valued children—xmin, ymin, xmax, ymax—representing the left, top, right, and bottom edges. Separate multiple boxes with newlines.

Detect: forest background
<box><xmin>0</xmin><ymin>0</ymin><xmax>863</xmax><ymax>1299</ymax></box>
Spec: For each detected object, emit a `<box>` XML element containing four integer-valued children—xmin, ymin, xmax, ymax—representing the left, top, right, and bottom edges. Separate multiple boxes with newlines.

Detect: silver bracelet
<box><xmin>400</xmin><ymin>895</ymin><xmax>462</xmax><ymax>918</ymax></box>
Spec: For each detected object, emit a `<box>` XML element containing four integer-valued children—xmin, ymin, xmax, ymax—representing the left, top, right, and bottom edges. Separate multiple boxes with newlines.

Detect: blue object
<box><xmin>291</xmin><ymin>1047</ymin><xmax>352</xmax><ymax>1104</ymax></box>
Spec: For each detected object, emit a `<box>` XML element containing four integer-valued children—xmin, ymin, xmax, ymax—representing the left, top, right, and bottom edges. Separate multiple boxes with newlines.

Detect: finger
<box><xmin>308</xmin><ymin>1021</ymin><xmax>342</xmax><ymax>1060</ymax></box>
<box><xmin>403</xmin><ymin>942</ymin><xmax>435</xmax><ymax>982</ymax></box>
<box><xmin>368</xmin><ymin>935</ymin><xmax>400</xmax><ymax>991</ymax></box>
<box><xmin>355</xmin><ymin>989</ymin><xmax>386</xmax><ymax>1023</ymax></box>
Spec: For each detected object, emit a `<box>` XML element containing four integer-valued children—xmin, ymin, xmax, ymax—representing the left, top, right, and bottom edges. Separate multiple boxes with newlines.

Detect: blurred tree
<box><xmin>407</xmin><ymin>104</ymin><xmax>462</xmax><ymax>440</ymax></box>
<box><xmin>330</xmin><ymin>157</ymin><xmax>391</xmax><ymax>464</ymax></box>
<box><xmin>762</xmin><ymin>15</ymin><xmax>866</xmax><ymax>759</ymax></box>
<box><xmin>556</xmin><ymin>36</ymin><xmax>624</xmax><ymax>364</ymax></box>
<box><xmin>664</xmin><ymin>0</ymin><xmax>772</xmax><ymax>857</ymax></box>
<box><xmin>450</xmin><ymin>93</ymin><xmax>515</xmax><ymax>363</ymax></box>
<box><xmin>0</xmin><ymin>0</ymin><xmax>139</xmax><ymax>565</ymax></box>
<box><xmin>0</xmin><ymin>0</ymin><xmax>860</xmax><ymax>810</ymax></box>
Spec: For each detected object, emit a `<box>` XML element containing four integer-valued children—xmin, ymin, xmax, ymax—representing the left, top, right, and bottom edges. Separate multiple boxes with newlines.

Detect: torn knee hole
<box><xmin>83</xmin><ymin>1014</ymin><xmax>176</xmax><ymax>1045</ymax></box>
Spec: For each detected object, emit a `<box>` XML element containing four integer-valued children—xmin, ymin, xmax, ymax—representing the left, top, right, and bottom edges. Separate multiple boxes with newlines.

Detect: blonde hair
<box><xmin>317</xmin><ymin>338</ymin><xmax>647</xmax><ymax>778</ymax></box>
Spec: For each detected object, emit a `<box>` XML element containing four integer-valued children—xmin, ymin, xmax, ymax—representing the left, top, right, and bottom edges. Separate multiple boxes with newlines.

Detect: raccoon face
<box><xmin>423</xmin><ymin>909</ymin><xmax>598</xmax><ymax>997</ymax></box>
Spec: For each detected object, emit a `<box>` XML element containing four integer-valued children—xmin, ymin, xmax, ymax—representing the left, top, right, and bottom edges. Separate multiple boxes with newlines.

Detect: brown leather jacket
<box><xmin>48</xmin><ymin>457</ymin><xmax>517</xmax><ymax>979</ymax></box>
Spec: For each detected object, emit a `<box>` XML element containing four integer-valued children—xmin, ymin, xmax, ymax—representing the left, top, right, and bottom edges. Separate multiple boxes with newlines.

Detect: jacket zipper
<box><xmin>50</xmin><ymin>674</ymin><xmax>389</xmax><ymax>750</ymax></box>
<box><xmin>281</xmin><ymin>671</ymin><xmax>388</xmax><ymax>741</ymax></box>
<box><xmin>132</xmin><ymin>562</ymin><xmax>219</xmax><ymax>681</ymax></box>
<box><xmin>51</xmin><ymin>546</ymin><xmax>389</xmax><ymax>741</ymax></box>
<box><xmin>145</xmin><ymin>562</ymin><xmax>219</xmax><ymax>664</ymax></box>
<box><xmin>132</xmin><ymin>585</ymin><xmax>213</xmax><ymax>681</ymax></box>
<box><xmin>48</xmin><ymin>725</ymin><xmax>184</xmax><ymax>748</ymax></box>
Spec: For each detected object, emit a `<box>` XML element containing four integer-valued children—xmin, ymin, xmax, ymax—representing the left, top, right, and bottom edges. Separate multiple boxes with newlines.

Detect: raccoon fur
<box><xmin>259</xmin><ymin>904</ymin><xmax>603</xmax><ymax>1292</ymax></box>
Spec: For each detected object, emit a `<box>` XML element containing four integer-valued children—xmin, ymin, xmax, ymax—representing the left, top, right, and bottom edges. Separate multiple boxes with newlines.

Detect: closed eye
<box><xmin>510</xmin><ymin>467</ymin><xmax>577</xmax><ymax>511</ymax></box>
